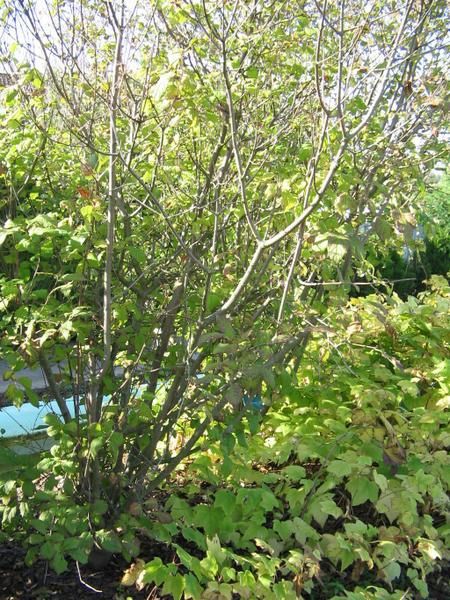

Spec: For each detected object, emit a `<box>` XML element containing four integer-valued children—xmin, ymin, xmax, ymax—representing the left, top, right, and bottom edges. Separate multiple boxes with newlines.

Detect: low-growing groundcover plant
<box><xmin>2</xmin><ymin>277</ymin><xmax>448</xmax><ymax>599</ymax></box>
<box><xmin>119</xmin><ymin>279</ymin><xmax>449</xmax><ymax>599</ymax></box>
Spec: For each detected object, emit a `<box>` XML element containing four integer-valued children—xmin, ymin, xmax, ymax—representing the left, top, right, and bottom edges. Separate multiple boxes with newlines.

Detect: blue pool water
<box><xmin>0</xmin><ymin>397</ymin><xmax>82</xmax><ymax>438</ymax></box>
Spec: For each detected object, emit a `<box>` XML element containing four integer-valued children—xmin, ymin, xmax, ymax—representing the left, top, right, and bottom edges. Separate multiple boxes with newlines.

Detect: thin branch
<box><xmin>336</xmin><ymin>0</ymin><xmax>348</xmax><ymax>137</ymax></box>
<box><xmin>221</xmin><ymin>38</ymin><xmax>261</xmax><ymax>241</ymax></box>
<box><xmin>99</xmin><ymin>1</ymin><xmax>124</xmax><ymax>389</ymax></box>
<box><xmin>76</xmin><ymin>562</ymin><xmax>102</xmax><ymax>594</ymax></box>
<box><xmin>277</xmin><ymin>223</ymin><xmax>305</xmax><ymax>324</ymax></box>
<box><xmin>297</xmin><ymin>277</ymin><xmax>417</xmax><ymax>287</ymax></box>
<box><xmin>314</xmin><ymin>0</ymin><xmax>332</xmax><ymax>116</ymax></box>
<box><xmin>38</xmin><ymin>351</ymin><xmax>71</xmax><ymax>423</ymax></box>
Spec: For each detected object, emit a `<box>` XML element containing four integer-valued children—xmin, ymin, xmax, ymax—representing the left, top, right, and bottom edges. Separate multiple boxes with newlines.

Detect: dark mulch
<box><xmin>0</xmin><ymin>542</ymin><xmax>154</xmax><ymax>600</ymax></box>
<box><xmin>427</xmin><ymin>561</ymin><xmax>450</xmax><ymax>599</ymax></box>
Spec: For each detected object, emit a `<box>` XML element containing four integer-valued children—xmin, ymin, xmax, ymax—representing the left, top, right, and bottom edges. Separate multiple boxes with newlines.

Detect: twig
<box><xmin>76</xmin><ymin>561</ymin><xmax>103</xmax><ymax>594</ymax></box>
<box><xmin>277</xmin><ymin>224</ymin><xmax>305</xmax><ymax>324</ymax></box>
<box><xmin>38</xmin><ymin>350</ymin><xmax>71</xmax><ymax>423</ymax></box>
<box><xmin>42</xmin><ymin>560</ymin><xmax>48</xmax><ymax>584</ymax></box>
<box><xmin>297</xmin><ymin>277</ymin><xmax>416</xmax><ymax>287</ymax></box>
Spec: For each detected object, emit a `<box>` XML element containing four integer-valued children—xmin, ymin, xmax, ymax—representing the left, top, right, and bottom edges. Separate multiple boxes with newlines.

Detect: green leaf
<box><xmin>213</xmin><ymin>343</ymin><xmax>238</xmax><ymax>355</ymax></box>
<box><xmin>221</xmin><ymin>567</ymin><xmax>237</xmax><ymax>582</ymax></box>
<box><xmin>260</xmin><ymin>488</ymin><xmax>279</xmax><ymax>511</ymax></box>
<box><xmin>200</xmin><ymin>553</ymin><xmax>218</xmax><ymax>578</ymax></box>
<box><xmin>206</xmin><ymin>535</ymin><xmax>227</xmax><ymax>565</ymax></box>
<box><xmin>282</xmin><ymin>465</ymin><xmax>306</xmax><ymax>481</ymax></box>
<box><xmin>96</xmin><ymin>529</ymin><xmax>122</xmax><ymax>553</ymax></box>
<box><xmin>309</xmin><ymin>495</ymin><xmax>342</xmax><ymax>528</ymax></box>
<box><xmin>408</xmin><ymin>568</ymin><xmax>429</xmax><ymax>598</ymax></box>
<box><xmin>40</xmin><ymin>541</ymin><xmax>56</xmax><ymax>560</ymax></box>
<box><xmin>346</xmin><ymin>477</ymin><xmax>379</xmax><ymax>506</ymax></box>
<box><xmin>174</xmin><ymin>545</ymin><xmax>202</xmax><ymax>580</ymax></box>
<box><xmin>80</xmin><ymin>205</ymin><xmax>94</xmax><ymax>220</ymax></box>
<box><xmin>292</xmin><ymin>517</ymin><xmax>320</xmax><ymax>544</ymax></box>
<box><xmin>206</xmin><ymin>293</ymin><xmax>221</xmax><ymax>313</ymax></box>
<box><xmin>327</xmin><ymin>460</ymin><xmax>353</xmax><ymax>477</ymax></box>
<box><xmin>298</xmin><ymin>145</ymin><xmax>313</xmax><ymax>162</ymax></box>
<box><xmin>221</xmin><ymin>432</ymin><xmax>236</xmax><ymax>455</ymax></box>
<box><xmin>28</xmin><ymin>533</ymin><xmax>44</xmax><ymax>544</ymax></box>
<box><xmin>193</xmin><ymin>506</ymin><xmax>226</xmax><ymax>536</ymax></box>
<box><xmin>89</xmin><ymin>437</ymin><xmax>104</xmax><ymax>459</ymax></box>
<box><xmin>184</xmin><ymin>573</ymin><xmax>203</xmax><ymax>599</ymax></box>
<box><xmin>373</xmin><ymin>471</ymin><xmax>388</xmax><ymax>492</ymax></box>
<box><xmin>162</xmin><ymin>573</ymin><xmax>184</xmax><ymax>600</ymax></box>
<box><xmin>91</xmin><ymin>500</ymin><xmax>108</xmax><ymax>515</ymax></box>
<box><xmin>52</xmin><ymin>552</ymin><xmax>68</xmax><ymax>574</ymax></box>
<box><xmin>238</xmin><ymin>570</ymin><xmax>256</xmax><ymax>589</ymax></box>
<box><xmin>5</xmin><ymin>384</ymin><xmax>24</xmax><ymax>407</ymax></box>
<box><xmin>381</xmin><ymin>561</ymin><xmax>401</xmax><ymax>584</ymax></box>
<box><xmin>181</xmin><ymin>526</ymin><xmax>207</xmax><ymax>550</ymax></box>
<box><xmin>321</xmin><ymin>533</ymin><xmax>355</xmax><ymax>570</ymax></box>
<box><xmin>216</xmin><ymin>314</ymin><xmax>235</xmax><ymax>339</ymax></box>
<box><xmin>214</xmin><ymin>489</ymin><xmax>236</xmax><ymax>513</ymax></box>
<box><xmin>246</xmin><ymin>66</ymin><xmax>259</xmax><ymax>79</ymax></box>
<box><xmin>129</xmin><ymin>246</ymin><xmax>147</xmax><ymax>264</ymax></box>
<box><xmin>142</xmin><ymin>558</ymin><xmax>168</xmax><ymax>586</ymax></box>
<box><xmin>319</xmin><ymin>497</ymin><xmax>343</xmax><ymax>519</ymax></box>
<box><xmin>109</xmin><ymin>431</ymin><xmax>124</xmax><ymax>466</ymax></box>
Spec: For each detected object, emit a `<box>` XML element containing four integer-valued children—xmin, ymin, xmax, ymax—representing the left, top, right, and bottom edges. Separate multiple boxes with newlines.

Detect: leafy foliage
<box><xmin>0</xmin><ymin>0</ymin><xmax>449</xmax><ymax>597</ymax></box>
<box><xmin>377</xmin><ymin>172</ymin><xmax>450</xmax><ymax>297</ymax></box>
<box><xmin>121</xmin><ymin>280</ymin><xmax>449</xmax><ymax>598</ymax></box>
<box><xmin>1</xmin><ymin>280</ymin><xmax>449</xmax><ymax>597</ymax></box>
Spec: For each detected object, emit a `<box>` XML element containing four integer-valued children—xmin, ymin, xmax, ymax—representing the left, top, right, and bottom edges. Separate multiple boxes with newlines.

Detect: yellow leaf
<box><xmin>436</xmin><ymin>395</ymin><xmax>450</xmax><ymax>409</ymax></box>
<box><xmin>417</xmin><ymin>539</ymin><xmax>441</xmax><ymax>560</ymax></box>
<box><xmin>425</xmin><ymin>96</ymin><xmax>443</xmax><ymax>107</ymax></box>
<box><xmin>121</xmin><ymin>559</ymin><xmax>145</xmax><ymax>587</ymax></box>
